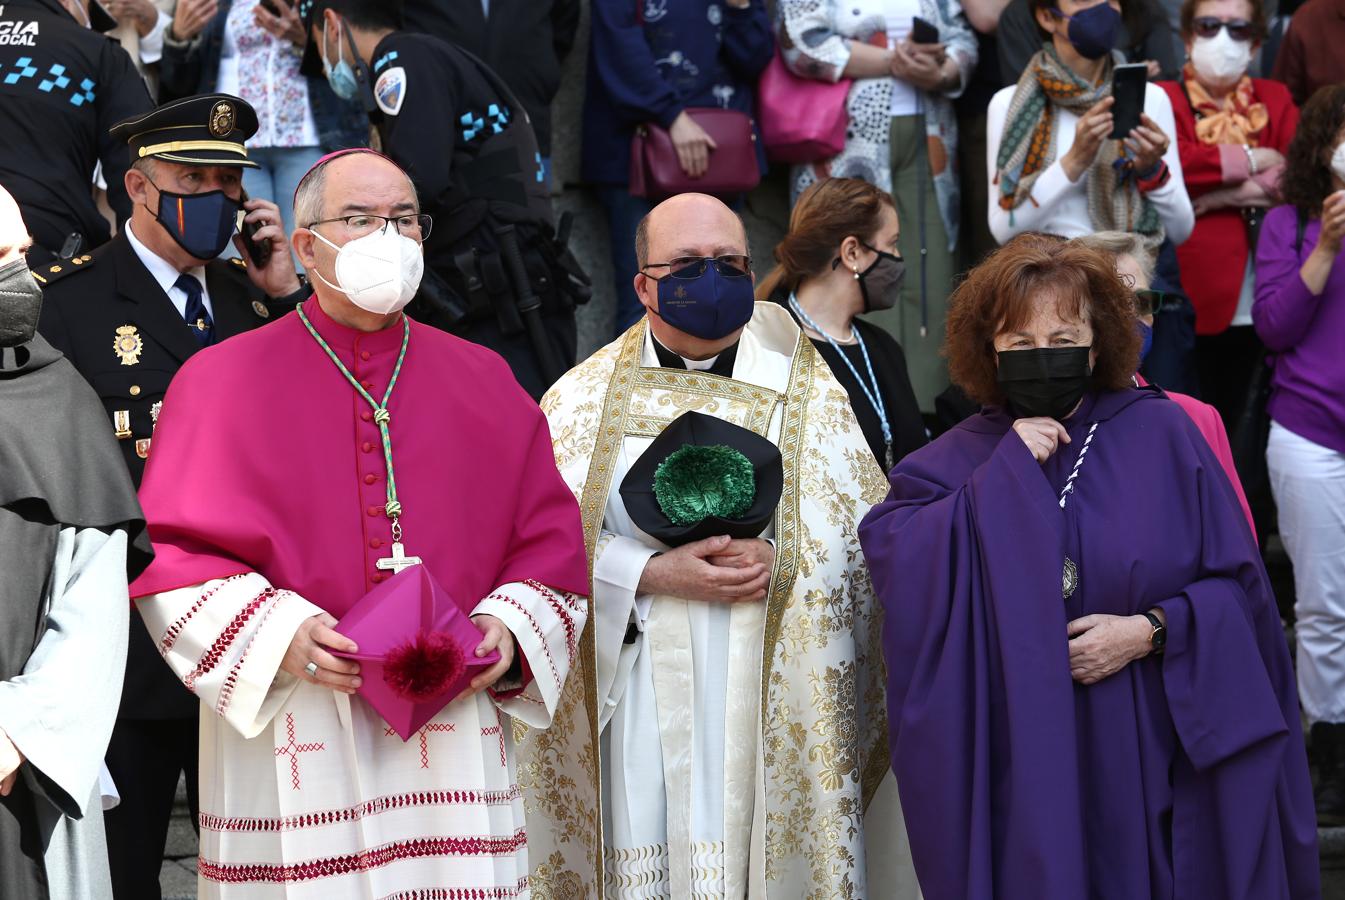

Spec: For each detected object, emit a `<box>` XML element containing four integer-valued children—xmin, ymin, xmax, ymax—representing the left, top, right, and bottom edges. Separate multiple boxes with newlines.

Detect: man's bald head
<box><xmin>632</xmin><ymin>193</ymin><xmax>756</xmax><ymax>360</ymax></box>
<box><xmin>292</xmin><ymin>149</ymin><xmax>418</xmax><ymax>231</ymax></box>
<box><xmin>0</xmin><ymin>185</ymin><xmax>32</xmax><ymax>267</ymax></box>
<box><xmin>634</xmin><ymin>193</ymin><xmax>748</xmax><ymax>270</ymax></box>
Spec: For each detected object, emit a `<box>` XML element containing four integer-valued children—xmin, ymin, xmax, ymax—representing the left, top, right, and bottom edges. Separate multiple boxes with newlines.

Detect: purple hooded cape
<box><xmin>858</xmin><ymin>387</ymin><xmax>1319</xmax><ymax>899</ymax></box>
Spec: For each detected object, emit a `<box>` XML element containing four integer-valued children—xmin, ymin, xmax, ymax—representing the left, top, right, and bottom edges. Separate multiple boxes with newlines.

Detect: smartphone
<box><xmin>237</xmin><ymin>191</ymin><xmax>273</xmax><ymax>270</ymax></box>
<box><xmin>258</xmin><ymin>0</ymin><xmax>281</xmax><ymax>15</ymax></box>
<box><xmin>911</xmin><ymin>16</ymin><xmax>940</xmax><ymax>44</ymax></box>
<box><xmin>1109</xmin><ymin>63</ymin><xmax>1147</xmax><ymax>140</ymax></box>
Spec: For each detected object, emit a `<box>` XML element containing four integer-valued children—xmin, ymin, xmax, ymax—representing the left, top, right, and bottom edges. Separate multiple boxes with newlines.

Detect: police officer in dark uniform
<box><xmin>0</xmin><ymin>0</ymin><xmax>153</xmax><ymax>262</ymax></box>
<box><xmin>36</xmin><ymin>93</ymin><xmax>309</xmax><ymax>900</ymax></box>
<box><xmin>298</xmin><ymin>0</ymin><xmax>589</xmax><ymax>400</ymax></box>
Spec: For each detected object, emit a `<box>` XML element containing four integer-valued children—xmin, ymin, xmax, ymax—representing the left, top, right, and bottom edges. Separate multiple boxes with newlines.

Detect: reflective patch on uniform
<box><xmin>375</xmin><ymin>67</ymin><xmax>406</xmax><ymax>117</ymax></box>
<box><xmin>0</xmin><ymin>22</ymin><xmax>39</xmax><ymax>48</ymax></box>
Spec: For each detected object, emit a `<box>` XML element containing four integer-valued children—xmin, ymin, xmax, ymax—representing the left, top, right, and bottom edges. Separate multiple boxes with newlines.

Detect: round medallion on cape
<box><xmin>252</xmin><ymin>300</ymin><xmax>270</xmax><ymax>319</ymax></box>
<box><xmin>1063</xmin><ymin>557</ymin><xmax>1079</xmax><ymax>600</ymax></box>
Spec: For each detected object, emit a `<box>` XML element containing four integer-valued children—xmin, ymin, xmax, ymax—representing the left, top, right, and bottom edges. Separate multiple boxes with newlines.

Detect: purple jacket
<box><xmin>1254</xmin><ymin>204</ymin><xmax>1345</xmax><ymax>453</ymax></box>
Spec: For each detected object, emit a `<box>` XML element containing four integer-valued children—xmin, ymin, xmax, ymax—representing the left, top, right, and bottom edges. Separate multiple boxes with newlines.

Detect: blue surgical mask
<box><xmin>1137</xmin><ymin>320</ymin><xmax>1153</xmax><ymax>365</ymax></box>
<box><xmin>1052</xmin><ymin>2</ymin><xmax>1121</xmax><ymax>60</ymax></box>
<box><xmin>652</xmin><ymin>264</ymin><xmax>755</xmax><ymax>341</ymax></box>
<box><xmin>323</xmin><ymin>20</ymin><xmax>359</xmax><ymax>101</ymax></box>
<box><xmin>150</xmin><ymin>184</ymin><xmax>240</xmax><ymax>260</ymax></box>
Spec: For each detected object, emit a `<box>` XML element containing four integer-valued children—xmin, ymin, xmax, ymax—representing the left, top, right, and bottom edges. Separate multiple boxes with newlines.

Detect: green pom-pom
<box><xmin>653</xmin><ymin>444</ymin><xmax>756</xmax><ymax>526</ymax></box>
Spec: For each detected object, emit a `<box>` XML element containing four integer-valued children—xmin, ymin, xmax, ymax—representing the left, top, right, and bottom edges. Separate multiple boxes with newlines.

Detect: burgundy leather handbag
<box><xmin>628</xmin><ymin>107</ymin><xmax>761</xmax><ymax>199</ymax></box>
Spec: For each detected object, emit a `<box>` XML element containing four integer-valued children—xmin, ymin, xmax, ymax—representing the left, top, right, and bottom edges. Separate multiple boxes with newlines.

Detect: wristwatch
<box><xmin>1143</xmin><ymin>611</ymin><xmax>1166</xmax><ymax>655</ymax></box>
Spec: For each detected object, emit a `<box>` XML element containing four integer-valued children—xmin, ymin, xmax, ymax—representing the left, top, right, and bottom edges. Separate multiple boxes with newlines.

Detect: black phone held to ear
<box><xmin>238</xmin><ymin>190</ymin><xmax>273</xmax><ymax>270</ymax></box>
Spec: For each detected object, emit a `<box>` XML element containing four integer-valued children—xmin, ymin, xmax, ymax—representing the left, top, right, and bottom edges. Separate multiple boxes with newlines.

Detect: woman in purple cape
<box><xmin>858</xmin><ymin>234</ymin><xmax>1319</xmax><ymax>899</ymax></box>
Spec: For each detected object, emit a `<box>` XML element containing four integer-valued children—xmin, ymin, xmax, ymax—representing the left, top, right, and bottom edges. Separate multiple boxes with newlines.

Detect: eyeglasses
<box><xmin>307</xmin><ymin>213</ymin><xmax>433</xmax><ymax>242</ymax></box>
<box><xmin>1191</xmin><ymin>16</ymin><xmax>1259</xmax><ymax>41</ymax></box>
<box><xmin>640</xmin><ymin>254</ymin><xmax>752</xmax><ymax>279</ymax></box>
<box><xmin>1134</xmin><ymin>289</ymin><xmax>1177</xmax><ymax>317</ymax></box>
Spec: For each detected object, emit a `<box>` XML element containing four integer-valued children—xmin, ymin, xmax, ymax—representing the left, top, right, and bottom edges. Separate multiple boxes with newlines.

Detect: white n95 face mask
<box><xmin>1189</xmin><ymin>30</ymin><xmax>1253</xmax><ymax>89</ymax></box>
<box><xmin>312</xmin><ymin>226</ymin><xmax>424</xmax><ymax>315</ymax></box>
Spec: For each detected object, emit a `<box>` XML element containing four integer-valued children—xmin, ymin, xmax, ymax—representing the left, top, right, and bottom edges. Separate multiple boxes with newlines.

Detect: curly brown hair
<box><xmin>944</xmin><ymin>233</ymin><xmax>1142</xmax><ymax>406</ymax></box>
<box><xmin>1282</xmin><ymin>84</ymin><xmax>1345</xmax><ymax>220</ymax></box>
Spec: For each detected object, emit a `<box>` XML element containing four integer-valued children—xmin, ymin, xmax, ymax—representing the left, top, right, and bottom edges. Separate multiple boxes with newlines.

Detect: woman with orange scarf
<box><xmin>1159</xmin><ymin>0</ymin><xmax>1298</xmax><ymax>426</ymax></box>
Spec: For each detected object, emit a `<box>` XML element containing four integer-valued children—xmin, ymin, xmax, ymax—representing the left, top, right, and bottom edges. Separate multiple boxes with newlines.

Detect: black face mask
<box><xmin>148</xmin><ymin>183</ymin><xmax>240</xmax><ymax>261</ymax></box>
<box><xmin>996</xmin><ymin>346</ymin><xmax>1093</xmax><ymax>420</ymax></box>
<box><xmin>849</xmin><ymin>243</ymin><xmax>905</xmax><ymax>313</ymax></box>
<box><xmin>0</xmin><ymin>258</ymin><xmax>43</xmax><ymax>348</ymax></box>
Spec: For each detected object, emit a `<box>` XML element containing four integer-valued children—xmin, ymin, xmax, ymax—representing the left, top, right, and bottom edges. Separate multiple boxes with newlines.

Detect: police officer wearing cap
<box><xmin>36</xmin><ymin>92</ymin><xmax>308</xmax><ymax>900</ymax></box>
<box><xmin>0</xmin><ymin>0</ymin><xmax>154</xmax><ymax>262</ymax></box>
<box><xmin>299</xmin><ymin>0</ymin><xmax>589</xmax><ymax>400</ymax></box>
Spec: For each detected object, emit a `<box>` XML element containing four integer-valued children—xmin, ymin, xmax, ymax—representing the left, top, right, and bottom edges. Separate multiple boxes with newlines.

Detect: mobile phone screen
<box><xmin>911</xmin><ymin>16</ymin><xmax>939</xmax><ymax>44</ymax></box>
<box><xmin>1109</xmin><ymin>63</ymin><xmax>1147</xmax><ymax>140</ymax></box>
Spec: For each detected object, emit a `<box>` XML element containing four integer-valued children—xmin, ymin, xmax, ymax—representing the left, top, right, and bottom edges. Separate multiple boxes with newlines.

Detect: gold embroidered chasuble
<box><xmin>518</xmin><ymin>304</ymin><xmax>914</xmax><ymax>898</ymax></box>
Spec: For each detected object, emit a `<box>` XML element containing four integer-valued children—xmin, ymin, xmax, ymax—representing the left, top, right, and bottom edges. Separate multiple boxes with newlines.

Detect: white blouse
<box><xmin>985</xmin><ymin>80</ymin><xmax>1195</xmax><ymax>246</ymax></box>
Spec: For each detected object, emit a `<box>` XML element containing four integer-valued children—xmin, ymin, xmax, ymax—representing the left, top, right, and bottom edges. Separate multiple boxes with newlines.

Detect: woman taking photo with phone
<box><xmin>986</xmin><ymin>0</ymin><xmax>1194</xmax><ymax>249</ymax></box>
<box><xmin>778</xmin><ymin>0</ymin><xmax>978</xmax><ymax>415</ymax></box>
<box><xmin>1160</xmin><ymin>0</ymin><xmax>1298</xmax><ymax>426</ymax></box>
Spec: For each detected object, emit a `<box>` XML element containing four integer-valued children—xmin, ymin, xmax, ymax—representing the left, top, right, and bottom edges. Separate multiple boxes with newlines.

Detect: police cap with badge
<box><xmin>108</xmin><ymin>94</ymin><xmax>260</xmax><ymax>261</ymax></box>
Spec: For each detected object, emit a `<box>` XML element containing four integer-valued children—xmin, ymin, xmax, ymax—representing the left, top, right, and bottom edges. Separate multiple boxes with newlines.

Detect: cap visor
<box><xmin>149</xmin><ymin>150</ymin><xmax>260</xmax><ymax>169</ymax></box>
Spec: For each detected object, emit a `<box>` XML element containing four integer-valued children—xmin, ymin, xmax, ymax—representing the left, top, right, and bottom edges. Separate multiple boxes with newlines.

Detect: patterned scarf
<box><xmin>995</xmin><ymin>46</ymin><xmax>1163</xmax><ymax>248</ymax></box>
<box><xmin>1183</xmin><ymin>64</ymin><xmax>1268</xmax><ymax>146</ymax></box>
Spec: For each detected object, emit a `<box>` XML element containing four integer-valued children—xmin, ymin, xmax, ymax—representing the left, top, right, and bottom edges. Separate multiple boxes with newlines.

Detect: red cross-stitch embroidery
<box><xmin>197</xmin><ymin>829</ymin><xmax>527</xmax><ymax>883</ymax></box>
<box><xmin>482</xmin><ymin>708</ymin><xmax>506</xmax><ymax>767</ymax></box>
<box><xmin>198</xmin><ymin>785</ymin><xmax>522</xmax><ymax>833</ymax></box>
<box><xmin>274</xmin><ymin>713</ymin><xmax>325</xmax><ymax>789</ymax></box>
<box><xmin>484</xmin><ymin>593</ymin><xmax>559</xmax><ymax>689</ymax></box>
<box><xmin>160</xmin><ymin>574</ymin><xmax>246</xmax><ymax>655</ymax></box>
<box><xmin>385</xmin><ymin>723</ymin><xmax>457</xmax><ymax>769</ymax></box>
<box><xmin>522</xmin><ymin>581</ymin><xmax>578</xmax><ymax>662</ymax></box>
<box><xmin>376</xmin><ymin>879</ymin><xmax>528</xmax><ymax>900</ymax></box>
<box><xmin>186</xmin><ymin>588</ymin><xmax>277</xmax><ymax>691</ymax></box>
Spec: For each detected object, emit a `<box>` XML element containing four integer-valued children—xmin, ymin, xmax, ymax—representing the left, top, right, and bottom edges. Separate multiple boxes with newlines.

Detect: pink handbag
<box><xmin>757</xmin><ymin>51</ymin><xmax>851</xmax><ymax>164</ymax></box>
<box><xmin>629</xmin><ymin>107</ymin><xmax>762</xmax><ymax>200</ymax></box>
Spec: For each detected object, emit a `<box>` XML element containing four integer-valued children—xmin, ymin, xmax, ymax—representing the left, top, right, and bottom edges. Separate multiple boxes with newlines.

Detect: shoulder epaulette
<box><xmin>31</xmin><ymin>254</ymin><xmax>95</xmax><ymax>286</ymax></box>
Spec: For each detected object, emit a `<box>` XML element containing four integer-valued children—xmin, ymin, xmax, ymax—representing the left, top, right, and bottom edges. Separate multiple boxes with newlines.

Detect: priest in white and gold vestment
<box><xmin>518</xmin><ymin>193</ymin><xmax>919</xmax><ymax>899</ymax></box>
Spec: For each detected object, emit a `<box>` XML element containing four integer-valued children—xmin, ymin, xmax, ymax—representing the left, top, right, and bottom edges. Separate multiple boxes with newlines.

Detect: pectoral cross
<box><xmin>376</xmin><ymin>541</ymin><xmax>422</xmax><ymax>575</ymax></box>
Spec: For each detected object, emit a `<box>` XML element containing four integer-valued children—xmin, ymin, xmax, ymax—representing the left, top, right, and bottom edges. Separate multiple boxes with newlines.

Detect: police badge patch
<box><xmin>114</xmin><ymin>325</ymin><xmax>143</xmax><ymax>366</ymax></box>
<box><xmin>209</xmin><ymin>100</ymin><xmax>235</xmax><ymax>136</ymax></box>
<box><xmin>375</xmin><ymin>67</ymin><xmax>407</xmax><ymax>117</ymax></box>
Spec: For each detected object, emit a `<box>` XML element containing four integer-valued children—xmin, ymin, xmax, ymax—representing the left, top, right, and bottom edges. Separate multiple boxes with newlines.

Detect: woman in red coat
<box><xmin>1160</xmin><ymin>0</ymin><xmax>1298</xmax><ymax>425</ymax></box>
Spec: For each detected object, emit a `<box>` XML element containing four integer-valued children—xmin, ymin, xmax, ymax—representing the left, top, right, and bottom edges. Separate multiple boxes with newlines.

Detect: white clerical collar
<box><xmin>125</xmin><ymin>221</ymin><xmax>207</xmax><ymax>311</ymax></box>
<box><xmin>649</xmin><ymin>331</ymin><xmax>720</xmax><ymax>371</ymax></box>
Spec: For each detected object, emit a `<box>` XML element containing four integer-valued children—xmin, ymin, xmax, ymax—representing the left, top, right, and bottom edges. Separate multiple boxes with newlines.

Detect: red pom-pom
<box><xmin>383</xmin><ymin>630</ymin><xmax>465</xmax><ymax>701</ymax></box>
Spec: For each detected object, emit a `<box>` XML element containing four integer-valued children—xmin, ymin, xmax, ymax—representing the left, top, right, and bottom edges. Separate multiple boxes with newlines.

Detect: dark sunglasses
<box><xmin>641</xmin><ymin>254</ymin><xmax>752</xmax><ymax>279</ymax></box>
<box><xmin>1191</xmin><ymin>16</ymin><xmax>1259</xmax><ymax>41</ymax></box>
<box><xmin>1134</xmin><ymin>289</ymin><xmax>1178</xmax><ymax>317</ymax></box>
